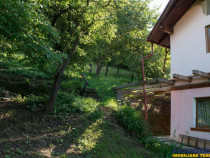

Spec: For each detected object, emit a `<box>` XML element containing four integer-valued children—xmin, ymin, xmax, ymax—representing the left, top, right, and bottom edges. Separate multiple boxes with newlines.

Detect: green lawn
<box><xmin>87</xmin><ymin>64</ymin><xmax>138</xmax><ymax>79</ymax></box>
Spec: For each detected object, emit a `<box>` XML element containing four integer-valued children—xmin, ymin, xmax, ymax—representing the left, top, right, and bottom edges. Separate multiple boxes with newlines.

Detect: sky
<box><xmin>149</xmin><ymin>0</ymin><xmax>170</xmax><ymax>14</ymax></box>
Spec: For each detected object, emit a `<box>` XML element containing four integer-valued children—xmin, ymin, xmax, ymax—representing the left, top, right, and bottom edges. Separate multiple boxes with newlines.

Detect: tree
<box><xmin>43</xmin><ymin>0</ymin><xmax>118</xmax><ymax>112</ymax></box>
<box><xmin>0</xmin><ymin>0</ymin><xmax>61</xmax><ymax>70</ymax></box>
<box><xmin>110</xmin><ymin>0</ymin><xmax>157</xmax><ymax>78</ymax></box>
<box><xmin>1</xmin><ymin>0</ymin><xmax>170</xmax><ymax>113</ymax></box>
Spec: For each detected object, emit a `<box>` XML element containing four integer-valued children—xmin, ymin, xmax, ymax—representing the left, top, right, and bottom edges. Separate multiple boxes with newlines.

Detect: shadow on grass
<box><xmin>0</xmin><ymin>101</ymin><xmax>101</xmax><ymax>158</ymax></box>
<box><xmin>0</xmin><ymin>101</ymin><xmax>151</xmax><ymax>158</ymax></box>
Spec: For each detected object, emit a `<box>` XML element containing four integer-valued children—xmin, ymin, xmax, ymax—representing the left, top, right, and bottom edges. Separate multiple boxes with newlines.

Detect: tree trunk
<box><xmin>45</xmin><ymin>38</ymin><xmax>79</xmax><ymax>113</ymax></box>
<box><xmin>96</xmin><ymin>63</ymin><xmax>102</xmax><ymax>76</ymax></box>
<box><xmin>162</xmin><ymin>48</ymin><xmax>169</xmax><ymax>78</ymax></box>
<box><xmin>131</xmin><ymin>72</ymin><xmax>134</xmax><ymax>82</ymax></box>
<box><xmin>117</xmin><ymin>65</ymin><xmax>120</xmax><ymax>74</ymax></box>
<box><xmin>105</xmin><ymin>64</ymin><xmax>109</xmax><ymax>77</ymax></box>
<box><xmin>89</xmin><ymin>63</ymin><xmax>92</xmax><ymax>73</ymax></box>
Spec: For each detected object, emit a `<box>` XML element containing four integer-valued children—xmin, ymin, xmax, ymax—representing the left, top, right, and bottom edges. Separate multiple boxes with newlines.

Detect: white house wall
<box><xmin>170</xmin><ymin>4</ymin><xmax>210</xmax><ymax>77</ymax></box>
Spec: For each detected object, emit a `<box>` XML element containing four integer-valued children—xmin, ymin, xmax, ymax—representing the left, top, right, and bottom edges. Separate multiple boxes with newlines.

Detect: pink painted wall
<box><xmin>171</xmin><ymin>87</ymin><xmax>210</xmax><ymax>140</ymax></box>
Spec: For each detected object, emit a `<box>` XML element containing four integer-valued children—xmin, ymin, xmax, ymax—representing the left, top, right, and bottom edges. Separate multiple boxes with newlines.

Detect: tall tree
<box><xmin>43</xmin><ymin>0</ymin><xmax>118</xmax><ymax>112</ymax></box>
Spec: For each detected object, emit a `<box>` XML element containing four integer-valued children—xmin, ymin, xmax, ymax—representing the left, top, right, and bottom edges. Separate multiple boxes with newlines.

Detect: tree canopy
<box><xmin>0</xmin><ymin>0</ymin><xmax>170</xmax><ymax>111</ymax></box>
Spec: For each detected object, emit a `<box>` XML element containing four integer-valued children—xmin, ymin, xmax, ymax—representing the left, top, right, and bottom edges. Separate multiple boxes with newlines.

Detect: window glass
<box><xmin>197</xmin><ymin>98</ymin><xmax>210</xmax><ymax>127</ymax></box>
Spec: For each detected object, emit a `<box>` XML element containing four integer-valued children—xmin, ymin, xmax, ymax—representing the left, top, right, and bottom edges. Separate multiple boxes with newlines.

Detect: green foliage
<box><xmin>115</xmin><ymin>105</ymin><xmax>147</xmax><ymax>139</ymax></box>
<box><xmin>88</xmin><ymin>110</ymin><xmax>103</xmax><ymax>121</ymax></box>
<box><xmin>144</xmin><ymin>45</ymin><xmax>171</xmax><ymax>79</ymax></box>
<box><xmin>0</xmin><ymin>0</ymin><xmax>63</xmax><ymax>70</ymax></box>
<box><xmin>0</xmin><ymin>0</ymin><xmax>174</xmax><ymax>157</ymax></box>
<box><xmin>111</xmin><ymin>103</ymin><xmax>178</xmax><ymax>158</ymax></box>
<box><xmin>54</xmin><ymin>92</ymin><xmax>76</xmax><ymax>114</ymax></box>
<box><xmin>60</xmin><ymin>78</ymin><xmax>82</xmax><ymax>93</ymax></box>
<box><xmin>54</xmin><ymin>92</ymin><xmax>102</xmax><ymax>120</ymax></box>
<box><xmin>0</xmin><ymin>59</ymin><xmax>52</xmax><ymax>79</ymax></box>
<box><xmin>142</xmin><ymin>136</ymin><xmax>181</xmax><ymax>158</ymax></box>
<box><xmin>12</xmin><ymin>94</ymin><xmax>47</xmax><ymax>111</ymax></box>
<box><xmin>73</xmin><ymin>97</ymin><xmax>99</xmax><ymax>113</ymax></box>
<box><xmin>84</xmin><ymin>71</ymin><xmax>132</xmax><ymax>101</ymax></box>
<box><xmin>25</xmin><ymin>95</ymin><xmax>46</xmax><ymax>111</ymax></box>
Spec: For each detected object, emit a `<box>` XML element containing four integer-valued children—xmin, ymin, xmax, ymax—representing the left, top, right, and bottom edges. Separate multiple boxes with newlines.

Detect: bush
<box><xmin>73</xmin><ymin>97</ymin><xmax>99</xmax><ymax>113</ymax></box>
<box><xmin>142</xmin><ymin>136</ymin><xmax>179</xmax><ymax>158</ymax></box>
<box><xmin>115</xmin><ymin>105</ymin><xmax>147</xmax><ymax>139</ymax></box>
<box><xmin>52</xmin><ymin>93</ymin><xmax>101</xmax><ymax>117</ymax></box>
<box><xmin>54</xmin><ymin>92</ymin><xmax>76</xmax><ymax>114</ymax></box>
<box><xmin>60</xmin><ymin>78</ymin><xmax>82</xmax><ymax>94</ymax></box>
<box><xmin>88</xmin><ymin>110</ymin><xmax>103</xmax><ymax>121</ymax></box>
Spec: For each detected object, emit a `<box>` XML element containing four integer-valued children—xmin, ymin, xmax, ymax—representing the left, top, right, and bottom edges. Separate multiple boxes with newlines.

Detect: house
<box><xmin>147</xmin><ymin>0</ymin><xmax>210</xmax><ymax>141</ymax></box>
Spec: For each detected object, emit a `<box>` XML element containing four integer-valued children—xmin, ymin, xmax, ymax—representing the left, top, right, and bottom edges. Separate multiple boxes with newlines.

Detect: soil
<box><xmin>0</xmin><ymin>100</ymin><xmax>94</xmax><ymax>158</ymax></box>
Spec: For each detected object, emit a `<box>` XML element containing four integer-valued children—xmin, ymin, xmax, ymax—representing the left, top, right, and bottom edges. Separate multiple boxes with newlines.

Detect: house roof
<box><xmin>147</xmin><ymin>0</ymin><xmax>197</xmax><ymax>48</ymax></box>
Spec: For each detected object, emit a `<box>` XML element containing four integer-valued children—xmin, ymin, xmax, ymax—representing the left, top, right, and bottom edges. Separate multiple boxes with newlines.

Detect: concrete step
<box><xmin>179</xmin><ymin>134</ymin><xmax>210</xmax><ymax>149</ymax></box>
<box><xmin>155</xmin><ymin>136</ymin><xmax>196</xmax><ymax>149</ymax></box>
<box><xmin>83</xmin><ymin>87</ymin><xmax>101</xmax><ymax>101</ymax></box>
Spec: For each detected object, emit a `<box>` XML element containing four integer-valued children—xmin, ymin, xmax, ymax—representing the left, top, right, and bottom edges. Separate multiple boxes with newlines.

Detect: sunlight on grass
<box><xmin>104</xmin><ymin>98</ymin><xmax>118</xmax><ymax>110</ymax></box>
<box><xmin>83</xmin><ymin>73</ymin><xmax>131</xmax><ymax>101</ymax></box>
<box><xmin>39</xmin><ymin>144</ymin><xmax>56</xmax><ymax>158</ymax></box>
<box><xmin>73</xmin><ymin>97</ymin><xmax>99</xmax><ymax>113</ymax></box>
<box><xmin>86</xmin><ymin>64</ymin><xmax>137</xmax><ymax>78</ymax></box>
<box><xmin>0</xmin><ymin>109</ymin><xmax>16</xmax><ymax>120</ymax></box>
<box><xmin>77</xmin><ymin>119</ymin><xmax>103</xmax><ymax>152</ymax></box>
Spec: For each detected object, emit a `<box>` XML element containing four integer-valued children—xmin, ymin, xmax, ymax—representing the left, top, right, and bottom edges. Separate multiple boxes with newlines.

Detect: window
<box><xmin>206</xmin><ymin>25</ymin><xmax>210</xmax><ymax>53</ymax></box>
<box><xmin>196</xmin><ymin>97</ymin><xmax>210</xmax><ymax>128</ymax></box>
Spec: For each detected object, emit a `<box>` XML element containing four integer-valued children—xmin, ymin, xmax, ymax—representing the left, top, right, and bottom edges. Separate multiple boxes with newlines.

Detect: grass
<box><xmin>0</xmin><ymin>99</ymin><xmax>152</xmax><ymax>158</ymax></box>
<box><xmin>0</xmin><ymin>59</ymin><xmax>152</xmax><ymax>157</ymax></box>
<box><xmin>82</xmin><ymin>64</ymin><xmax>138</xmax><ymax>101</ymax></box>
<box><xmin>82</xmin><ymin>65</ymin><xmax>178</xmax><ymax>158</ymax></box>
<box><xmin>88</xmin><ymin>64</ymin><xmax>137</xmax><ymax>78</ymax></box>
<box><xmin>0</xmin><ymin>58</ymin><xmax>176</xmax><ymax>158</ymax></box>
<box><xmin>76</xmin><ymin>119</ymin><xmax>150</xmax><ymax>158</ymax></box>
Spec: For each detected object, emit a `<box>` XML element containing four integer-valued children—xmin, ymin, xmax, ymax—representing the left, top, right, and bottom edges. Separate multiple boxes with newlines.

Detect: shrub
<box><xmin>115</xmin><ymin>105</ymin><xmax>147</xmax><ymax>139</ymax></box>
<box><xmin>54</xmin><ymin>92</ymin><xmax>76</xmax><ymax>114</ymax></box>
<box><xmin>60</xmin><ymin>78</ymin><xmax>82</xmax><ymax>94</ymax></box>
<box><xmin>88</xmin><ymin>110</ymin><xmax>103</xmax><ymax>121</ymax></box>
<box><xmin>73</xmin><ymin>97</ymin><xmax>99</xmax><ymax>113</ymax></box>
